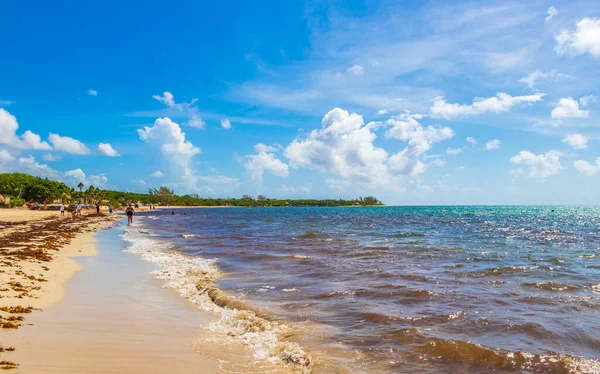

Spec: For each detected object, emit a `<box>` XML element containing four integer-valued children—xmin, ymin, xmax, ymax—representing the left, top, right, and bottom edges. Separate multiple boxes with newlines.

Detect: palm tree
<box><xmin>77</xmin><ymin>182</ymin><xmax>84</xmax><ymax>192</ymax></box>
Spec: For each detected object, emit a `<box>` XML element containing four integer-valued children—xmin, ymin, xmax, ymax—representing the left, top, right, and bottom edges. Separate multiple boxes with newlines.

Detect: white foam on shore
<box><xmin>122</xmin><ymin>224</ymin><xmax>312</xmax><ymax>371</ymax></box>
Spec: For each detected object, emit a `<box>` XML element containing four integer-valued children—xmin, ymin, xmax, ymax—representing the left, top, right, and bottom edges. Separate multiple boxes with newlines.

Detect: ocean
<box><xmin>123</xmin><ymin>206</ymin><xmax>600</xmax><ymax>373</ymax></box>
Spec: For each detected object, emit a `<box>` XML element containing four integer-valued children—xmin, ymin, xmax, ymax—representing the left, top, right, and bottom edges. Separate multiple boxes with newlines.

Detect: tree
<box><xmin>77</xmin><ymin>182</ymin><xmax>84</xmax><ymax>192</ymax></box>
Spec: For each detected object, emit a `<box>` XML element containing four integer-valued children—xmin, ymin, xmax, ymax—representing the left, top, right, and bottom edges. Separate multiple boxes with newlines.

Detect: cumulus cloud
<box><xmin>89</xmin><ymin>173</ymin><xmax>108</xmax><ymax>187</ymax></box>
<box><xmin>510</xmin><ymin>150</ymin><xmax>562</xmax><ymax>179</ymax></box>
<box><xmin>151</xmin><ymin>170</ymin><xmax>163</xmax><ymax>177</ymax></box>
<box><xmin>466</xmin><ymin>137</ymin><xmax>478</xmax><ymax>146</ymax></box>
<box><xmin>152</xmin><ymin>91</ymin><xmax>204</xmax><ymax>128</ymax></box>
<box><xmin>220</xmin><ymin>118</ymin><xmax>231</xmax><ymax>129</ymax></box>
<box><xmin>446</xmin><ymin>147</ymin><xmax>463</xmax><ymax>155</ymax></box>
<box><xmin>430</xmin><ymin>93</ymin><xmax>544</xmax><ymax>120</ymax></box>
<box><xmin>0</xmin><ymin>109</ymin><xmax>52</xmax><ymax>150</ymax></box>
<box><xmin>579</xmin><ymin>95</ymin><xmax>597</xmax><ymax>107</ymax></box>
<box><xmin>65</xmin><ymin>168</ymin><xmax>108</xmax><ymax>187</ymax></box>
<box><xmin>562</xmin><ymin>133</ymin><xmax>588</xmax><ymax>149</ymax></box>
<box><xmin>88</xmin><ymin>89</ymin><xmax>98</xmax><ymax>97</ymax></box>
<box><xmin>254</xmin><ymin>143</ymin><xmax>277</xmax><ymax>153</ymax></box>
<box><xmin>64</xmin><ymin>168</ymin><xmax>87</xmax><ymax>183</ymax></box>
<box><xmin>485</xmin><ymin>139</ymin><xmax>501</xmax><ymax>150</ymax></box>
<box><xmin>377</xmin><ymin>109</ymin><xmax>389</xmax><ymax>115</ymax></box>
<box><xmin>385</xmin><ymin>113</ymin><xmax>453</xmax><ymax>171</ymax></box>
<box><xmin>518</xmin><ymin>70</ymin><xmax>570</xmax><ymax>89</ymax></box>
<box><xmin>138</xmin><ymin>117</ymin><xmax>201</xmax><ymax>188</ymax></box>
<box><xmin>551</xmin><ymin>97</ymin><xmax>589</xmax><ymax>119</ymax></box>
<box><xmin>347</xmin><ymin>65</ymin><xmax>364</xmax><ymax>76</ymax></box>
<box><xmin>244</xmin><ymin>151</ymin><xmax>289</xmax><ymax>182</ymax></box>
<box><xmin>573</xmin><ymin>158</ymin><xmax>600</xmax><ymax>176</ymax></box>
<box><xmin>285</xmin><ymin>109</ymin><xmax>453</xmax><ymax>186</ymax></box>
<box><xmin>555</xmin><ymin>17</ymin><xmax>600</xmax><ymax>57</ymax></box>
<box><xmin>49</xmin><ymin>134</ymin><xmax>90</xmax><ymax>154</ymax></box>
<box><xmin>0</xmin><ymin>149</ymin><xmax>15</xmax><ymax>162</ymax></box>
<box><xmin>286</xmin><ymin>108</ymin><xmax>388</xmax><ymax>184</ymax></box>
<box><xmin>97</xmin><ymin>143</ymin><xmax>120</xmax><ymax>157</ymax></box>
<box><xmin>545</xmin><ymin>6</ymin><xmax>558</xmax><ymax>23</ymax></box>
<box><xmin>42</xmin><ymin>153</ymin><xmax>61</xmax><ymax>162</ymax></box>
<box><xmin>17</xmin><ymin>155</ymin><xmax>58</xmax><ymax>178</ymax></box>
<box><xmin>430</xmin><ymin>159</ymin><xmax>446</xmax><ymax>167</ymax></box>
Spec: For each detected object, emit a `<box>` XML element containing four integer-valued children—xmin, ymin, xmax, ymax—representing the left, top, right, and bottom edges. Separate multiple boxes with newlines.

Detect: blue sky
<box><xmin>1</xmin><ymin>0</ymin><xmax>600</xmax><ymax>205</ymax></box>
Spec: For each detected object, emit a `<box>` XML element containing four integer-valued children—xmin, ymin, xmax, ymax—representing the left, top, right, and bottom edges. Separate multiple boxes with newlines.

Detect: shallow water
<box><xmin>132</xmin><ymin>206</ymin><xmax>600</xmax><ymax>373</ymax></box>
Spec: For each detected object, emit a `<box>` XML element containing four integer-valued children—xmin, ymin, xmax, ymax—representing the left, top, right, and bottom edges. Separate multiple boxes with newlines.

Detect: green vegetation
<box><xmin>0</xmin><ymin>173</ymin><xmax>383</xmax><ymax>208</ymax></box>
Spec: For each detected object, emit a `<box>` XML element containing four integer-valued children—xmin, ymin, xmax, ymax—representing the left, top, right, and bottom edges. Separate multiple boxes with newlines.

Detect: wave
<box><xmin>122</xmin><ymin>227</ymin><xmax>312</xmax><ymax>371</ymax></box>
<box><xmin>417</xmin><ymin>337</ymin><xmax>600</xmax><ymax>373</ymax></box>
<box><xmin>522</xmin><ymin>282</ymin><xmax>581</xmax><ymax>292</ymax></box>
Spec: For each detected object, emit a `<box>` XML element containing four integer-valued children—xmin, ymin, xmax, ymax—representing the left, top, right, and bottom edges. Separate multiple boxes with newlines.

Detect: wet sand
<box><xmin>1</xmin><ymin>223</ymin><xmax>224</xmax><ymax>373</ymax></box>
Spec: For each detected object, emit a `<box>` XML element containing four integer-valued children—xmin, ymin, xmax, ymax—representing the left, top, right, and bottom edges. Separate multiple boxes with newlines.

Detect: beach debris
<box><xmin>0</xmin><ymin>361</ymin><xmax>19</xmax><ymax>370</ymax></box>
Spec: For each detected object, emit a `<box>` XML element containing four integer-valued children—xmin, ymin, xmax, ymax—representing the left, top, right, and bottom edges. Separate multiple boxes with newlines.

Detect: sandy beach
<box><xmin>0</xmin><ymin>208</ymin><xmax>281</xmax><ymax>373</ymax></box>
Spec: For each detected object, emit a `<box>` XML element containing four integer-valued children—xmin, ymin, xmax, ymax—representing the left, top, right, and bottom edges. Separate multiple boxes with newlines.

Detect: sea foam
<box><xmin>122</xmin><ymin>224</ymin><xmax>312</xmax><ymax>371</ymax></box>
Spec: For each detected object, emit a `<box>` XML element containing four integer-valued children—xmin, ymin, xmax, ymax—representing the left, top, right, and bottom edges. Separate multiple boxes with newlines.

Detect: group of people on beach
<box><xmin>53</xmin><ymin>202</ymin><xmax>137</xmax><ymax>226</ymax></box>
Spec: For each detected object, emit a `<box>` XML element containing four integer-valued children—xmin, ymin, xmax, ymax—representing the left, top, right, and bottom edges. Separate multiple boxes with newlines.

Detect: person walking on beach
<box><xmin>60</xmin><ymin>203</ymin><xmax>65</xmax><ymax>216</ymax></box>
<box><xmin>96</xmin><ymin>203</ymin><xmax>100</xmax><ymax>214</ymax></box>
<box><xmin>109</xmin><ymin>205</ymin><xmax>113</xmax><ymax>214</ymax></box>
<box><xmin>126</xmin><ymin>205</ymin><xmax>134</xmax><ymax>226</ymax></box>
<box><xmin>77</xmin><ymin>203</ymin><xmax>83</xmax><ymax>217</ymax></box>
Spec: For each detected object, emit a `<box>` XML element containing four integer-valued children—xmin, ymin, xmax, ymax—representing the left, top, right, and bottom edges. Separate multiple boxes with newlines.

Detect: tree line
<box><xmin>0</xmin><ymin>173</ymin><xmax>383</xmax><ymax>208</ymax></box>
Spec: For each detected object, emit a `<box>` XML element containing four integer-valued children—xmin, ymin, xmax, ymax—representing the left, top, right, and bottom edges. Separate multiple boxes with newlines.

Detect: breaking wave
<box><xmin>122</xmin><ymin>226</ymin><xmax>312</xmax><ymax>372</ymax></box>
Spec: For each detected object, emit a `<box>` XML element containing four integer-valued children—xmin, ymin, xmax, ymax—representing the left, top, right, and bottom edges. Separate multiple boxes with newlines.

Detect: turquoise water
<box><xmin>136</xmin><ymin>206</ymin><xmax>600</xmax><ymax>373</ymax></box>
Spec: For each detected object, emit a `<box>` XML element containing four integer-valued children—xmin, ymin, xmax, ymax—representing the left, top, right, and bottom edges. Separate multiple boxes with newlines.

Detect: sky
<box><xmin>1</xmin><ymin>0</ymin><xmax>600</xmax><ymax>205</ymax></box>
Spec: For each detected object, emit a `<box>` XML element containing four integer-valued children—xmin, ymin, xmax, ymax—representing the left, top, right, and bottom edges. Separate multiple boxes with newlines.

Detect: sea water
<box><xmin>124</xmin><ymin>206</ymin><xmax>600</xmax><ymax>373</ymax></box>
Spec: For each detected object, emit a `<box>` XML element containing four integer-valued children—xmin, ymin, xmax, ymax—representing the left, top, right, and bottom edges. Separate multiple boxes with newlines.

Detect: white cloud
<box><xmin>88</xmin><ymin>89</ymin><xmax>98</xmax><ymax>97</ymax></box>
<box><xmin>0</xmin><ymin>149</ymin><xmax>15</xmax><ymax>162</ymax></box>
<box><xmin>138</xmin><ymin>117</ymin><xmax>201</xmax><ymax>188</ymax></box>
<box><xmin>97</xmin><ymin>143</ymin><xmax>120</xmax><ymax>157</ymax></box>
<box><xmin>220</xmin><ymin>118</ymin><xmax>231</xmax><ymax>129</ymax></box>
<box><xmin>518</xmin><ymin>70</ymin><xmax>570</xmax><ymax>89</ymax></box>
<box><xmin>285</xmin><ymin>109</ymin><xmax>453</xmax><ymax>186</ymax></box>
<box><xmin>466</xmin><ymin>137</ymin><xmax>478</xmax><ymax>146</ymax></box>
<box><xmin>446</xmin><ymin>147</ymin><xmax>463</xmax><ymax>155</ymax></box>
<box><xmin>431</xmin><ymin>158</ymin><xmax>446</xmax><ymax>167</ymax></box>
<box><xmin>0</xmin><ymin>109</ymin><xmax>51</xmax><ymax>150</ymax></box>
<box><xmin>510</xmin><ymin>150</ymin><xmax>562</xmax><ymax>179</ymax></box>
<box><xmin>64</xmin><ymin>168</ymin><xmax>87</xmax><ymax>183</ymax></box>
<box><xmin>89</xmin><ymin>173</ymin><xmax>108</xmax><ymax>187</ymax></box>
<box><xmin>573</xmin><ymin>158</ymin><xmax>600</xmax><ymax>176</ymax></box>
<box><xmin>42</xmin><ymin>153</ymin><xmax>61</xmax><ymax>162</ymax></box>
<box><xmin>551</xmin><ymin>97</ymin><xmax>589</xmax><ymax>119</ymax></box>
<box><xmin>430</xmin><ymin>93</ymin><xmax>544</xmax><ymax>120</ymax></box>
<box><xmin>49</xmin><ymin>134</ymin><xmax>90</xmax><ymax>154</ymax></box>
<box><xmin>134</xmin><ymin>180</ymin><xmax>146</xmax><ymax>185</ymax></box>
<box><xmin>377</xmin><ymin>109</ymin><xmax>389</xmax><ymax>115</ymax></box>
<box><xmin>151</xmin><ymin>170</ymin><xmax>163</xmax><ymax>177</ymax></box>
<box><xmin>562</xmin><ymin>133</ymin><xmax>588</xmax><ymax>149</ymax></box>
<box><xmin>347</xmin><ymin>65</ymin><xmax>364</xmax><ymax>76</ymax></box>
<box><xmin>254</xmin><ymin>143</ymin><xmax>277</xmax><ymax>153</ymax></box>
<box><xmin>545</xmin><ymin>6</ymin><xmax>557</xmax><ymax>23</ymax></box>
<box><xmin>286</xmin><ymin>108</ymin><xmax>389</xmax><ymax>184</ymax></box>
<box><xmin>18</xmin><ymin>155</ymin><xmax>58</xmax><ymax>179</ymax></box>
<box><xmin>65</xmin><ymin>169</ymin><xmax>108</xmax><ymax>188</ymax></box>
<box><xmin>555</xmin><ymin>17</ymin><xmax>600</xmax><ymax>57</ymax></box>
<box><xmin>244</xmin><ymin>151</ymin><xmax>289</xmax><ymax>182</ymax></box>
<box><xmin>152</xmin><ymin>91</ymin><xmax>204</xmax><ymax>128</ymax></box>
<box><xmin>485</xmin><ymin>139</ymin><xmax>501</xmax><ymax>150</ymax></box>
<box><xmin>21</xmin><ymin>130</ymin><xmax>52</xmax><ymax>150</ymax></box>
<box><xmin>579</xmin><ymin>95</ymin><xmax>597</xmax><ymax>107</ymax></box>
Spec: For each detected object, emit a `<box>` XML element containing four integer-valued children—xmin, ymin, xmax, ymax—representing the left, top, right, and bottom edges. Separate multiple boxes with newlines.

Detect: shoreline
<box><xmin>0</xmin><ymin>209</ymin><xmax>306</xmax><ymax>373</ymax></box>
